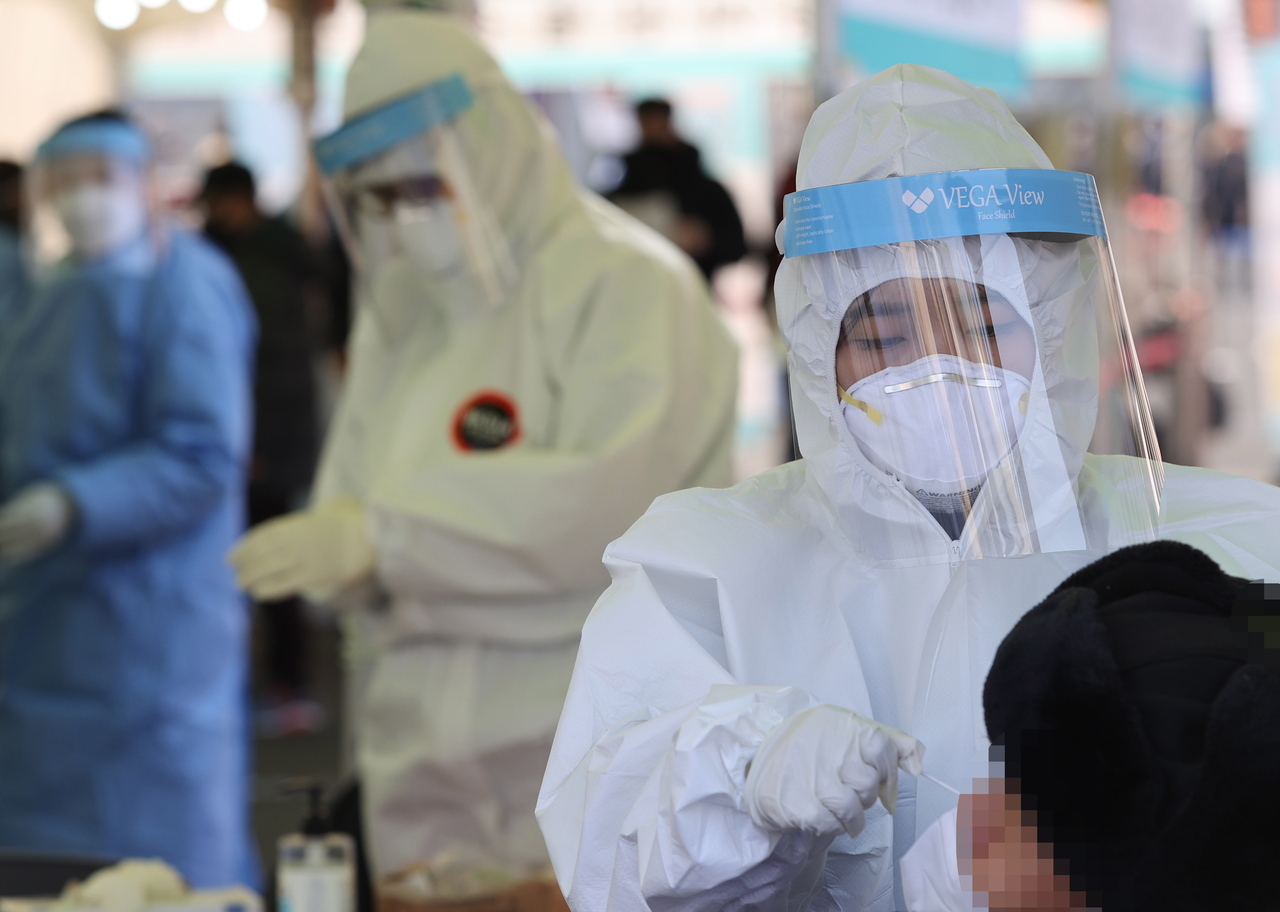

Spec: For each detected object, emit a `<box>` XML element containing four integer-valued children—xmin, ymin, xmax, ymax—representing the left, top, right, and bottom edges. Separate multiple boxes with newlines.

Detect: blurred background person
<box><xmin>0</xmin><ymin>160</ymin><xmax>28</xmax><ymax>324</ymax></box>
<box><xmin>230</xmin><ymin>7</ymin><xmax>738</xmax><ymax>901</ymax></box>
<box><xmin>0</xmin><ymin>111</ymin><xmax>257</xmax><ymax>887</ymax></box>
<box><xmin>610</xmin><ymin>97</ymin><xmax>748</xmax><ymax>283</ymax></box>
<box><xmin>1201</xmin><ymin>122</ymin><xmax>1251</xmax><ymax>295</ymax></box>
<box><xmin>200</xmin><ymin>161</ymin><xmax>324</xmax><ymax>738</ymax></box>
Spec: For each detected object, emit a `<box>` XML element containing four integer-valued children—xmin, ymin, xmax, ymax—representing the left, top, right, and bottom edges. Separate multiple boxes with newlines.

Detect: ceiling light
<box><xmin>138</xmin><ymin>0</ymin><xmax>169</xmax><ymax>8</ymax></box>
<box><xmin>224</xmin><ymin>0</ymin><xmax>269</xmax><ymax>31</ymax></box>
<box><xmin>95</xmin><ymin>0</ymin><xmax>141</xmax><ymax>29</ymax></box>
<box><xmin>177</xmin><ymin>0</ymin><xmax>218</xmax><ymax>11</ymax></box>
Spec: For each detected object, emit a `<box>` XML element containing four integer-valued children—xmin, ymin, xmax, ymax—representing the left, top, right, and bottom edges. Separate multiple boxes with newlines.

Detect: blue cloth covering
<box><xmin>0</xmin><ymin>228</ymin><xmax>257</xmax><ymax>887</ymax></box>
<box><xmin>36</xmin><ymin>119</ymin><xmax>151</xmax><ymax>165</ymax></box>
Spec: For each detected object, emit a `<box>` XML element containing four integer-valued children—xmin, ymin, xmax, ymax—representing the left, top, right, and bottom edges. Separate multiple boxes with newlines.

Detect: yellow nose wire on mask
<box><xmin>837</xmin><ymin>382</ymin><xmax>1030</xmax><ymax>426</ymax></box>
<box><xmin>838</xmin><ymin>386</ymin><xmax>885</xmax><ymax>425</ymax></box>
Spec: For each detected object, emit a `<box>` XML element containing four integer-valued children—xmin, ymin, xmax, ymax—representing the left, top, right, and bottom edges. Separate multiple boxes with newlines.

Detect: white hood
<box><xmin>344</xmin><ymin>10</ymin><xmax>582</xmax><ymax>270</ymax></box>
<box><xmin>775</xmin><ymin>64</ymin><xmax>1112</xmax><ymax>563</ymax></box>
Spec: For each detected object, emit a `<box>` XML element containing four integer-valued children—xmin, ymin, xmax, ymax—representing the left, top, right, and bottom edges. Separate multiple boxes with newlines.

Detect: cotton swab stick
<box><xmin>920</xmin><ymin>771</ymin><xmax>962</xmax><ymax>796</ymax></box>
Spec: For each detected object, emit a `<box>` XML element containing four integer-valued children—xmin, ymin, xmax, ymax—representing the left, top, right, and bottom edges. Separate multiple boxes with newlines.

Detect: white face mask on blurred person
<box><xmin>394</xmin><ymin>199</ymin><xmax>467</xmax><ymax>279</ymax></box>
<box><xmin>840</xmin><ymin>354</ymin><xmax>1031</xmax><ymax>506</ymax></box>
<box><xmin>366</xmin><ymin>252</ymin><xmax>452</xmax><ymax>344</ymax></box>
<box><xmin>365</xmin><ymin>200</ymin><xmax>487</xmax><ymax>330</ymax></box>
<box><xmin>54</xmin><ymin>182</ymin><xmax>147</xmax><ymax>260</ymax></box>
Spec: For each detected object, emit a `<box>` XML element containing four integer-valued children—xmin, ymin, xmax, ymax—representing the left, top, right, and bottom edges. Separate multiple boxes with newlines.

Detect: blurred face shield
<box><xmin>782</xmin><ymin>169</ymin><xmax>1163</xmax><ymax>556</ymax></box>
<box><xmin>314</xmin><ymin>74</ymin><xmax>515</xmax><ymax>332</ymax></box>
<box><xmin>33</xmin><ymin>119</ymin><xmax>152</xmax><ymax>262</ymax></box>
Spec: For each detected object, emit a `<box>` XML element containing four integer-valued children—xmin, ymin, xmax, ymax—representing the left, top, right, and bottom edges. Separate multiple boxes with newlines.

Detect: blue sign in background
<box><xmin>840</xmin><ymin>16</ymin><xmax>1026</xmax><ymax>102</ymax></box>
<box><xmin>783</xmin><ymin>168</ymin><xmax>1106</xmax><ymax>257</ymax></box>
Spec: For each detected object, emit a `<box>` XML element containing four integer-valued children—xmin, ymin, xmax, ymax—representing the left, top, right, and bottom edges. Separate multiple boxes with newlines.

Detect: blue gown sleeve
<box><xmin>58</xmin><ymin>234</ymin><xmax>254</xmax><ymax>551</ymax></box>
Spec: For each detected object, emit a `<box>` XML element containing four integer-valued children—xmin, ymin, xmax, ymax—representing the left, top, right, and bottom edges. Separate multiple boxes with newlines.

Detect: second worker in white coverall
<box><xmin>230</xmin><ymin>7</ymin><xmax>738</xmax><ymax>890</ymax></box>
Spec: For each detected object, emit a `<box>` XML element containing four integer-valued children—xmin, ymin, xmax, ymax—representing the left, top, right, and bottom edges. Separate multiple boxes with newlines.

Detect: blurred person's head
<box><xmin>315</xmin><ymin>9</ymin><xmax>588</xmax><ymax>324</ymax></box>
<box><xmin>968</xmin><ymin>540</ymin><xmax>1280</xmax><ymax>911</ymax></box>
<box><xmin>1224</xmin><ymin>124</ymin><xmax>1249</xmax><ymax>155</ymax></box>
<box><xmin>200</xmin><ymin>162</ymin><xmax>260</xmax><ymax>239</ymax></box>
<box><xmin>0</xmin><ymin>162</ymin><xmax>25</xmax><ymax>233</ymax></box>
<box><xmin>635</xmin><ymin>98</ymin><xmax>679</xmax><ymax>147</ymax></box>
<box><xmin>35</xmin><ymin>110</ymin><xmax>151</xmax><ymax>261</ymax></box>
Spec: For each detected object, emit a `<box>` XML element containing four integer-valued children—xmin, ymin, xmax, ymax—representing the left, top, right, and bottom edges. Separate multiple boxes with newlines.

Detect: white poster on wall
<box><xmin>480</xmin><ymin>0</ymin><xmax>811</xmax><ymax>55</ymax></box>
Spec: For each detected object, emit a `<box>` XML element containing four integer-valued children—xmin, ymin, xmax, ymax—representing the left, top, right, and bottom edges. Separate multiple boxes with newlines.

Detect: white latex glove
<box><xmin>228</xmin><ymin>496</ymin><xmax>375</xmax><ymax>601</ymax></box>
<box><xmin>745</xmin><ymin>704</ymin><xmax>924</xmax><ymax>840</ymax></box>
<box><xmin>0</xmin><ymin>483</ymin><xmax>75</xmax><ymax>565</ymax></box>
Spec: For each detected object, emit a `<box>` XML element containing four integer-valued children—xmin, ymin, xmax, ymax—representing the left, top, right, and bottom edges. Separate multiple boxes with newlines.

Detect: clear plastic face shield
<box><xmin>313</xmin><ymin>74</ymin><xmax>515</xmax><ymax>331</ymax></box>
<box><xmin>31</xmin><ymin>119</ymin><xmax>152</xmax><ymax>264</ymax></box>
<box><xmin>782</xmin><ymin>169</ymin><xmax>1162</xmax><ymax>557</ymax></box>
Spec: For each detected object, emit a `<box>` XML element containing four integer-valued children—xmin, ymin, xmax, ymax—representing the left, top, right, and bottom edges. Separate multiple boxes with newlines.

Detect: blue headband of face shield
<box><xmin>37</xmin><ymin>119</ymin><xmax>151</xmax><ymax>165</ymax></box>
<box><xmin>781</xmin><ymin>169</ymin><xmax>1107</xmax><ymax>258</ymax></box>
<box><xmin>313</xmin><ymin>73</ymin><xmax>475</xmax><ymax>176</ymax></box>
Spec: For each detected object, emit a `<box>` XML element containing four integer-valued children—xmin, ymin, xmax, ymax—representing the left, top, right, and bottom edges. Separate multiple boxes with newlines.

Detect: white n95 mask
<box><xmin>366</xmin><ymin>253</ymin><xmax>448</xmax><ymax>344</ymax></box>
<box><xmin>383</xmin><ymin>199</ymin><xmax>496</xmax><ymax>325</ymax></box>
<box><xmin>841</xmin><ymin>354</ymin><xmax>1031</xmax><ymax>500</ymax></box>
<box><xmin>394</xmin><ymin>200</ymin><xmax>468</xmax><ymax>279</ymax></box>
<box><xmin>54</xmin><ymin>183</ymin><xmax>147</xmax><ymax>260</ymax></box>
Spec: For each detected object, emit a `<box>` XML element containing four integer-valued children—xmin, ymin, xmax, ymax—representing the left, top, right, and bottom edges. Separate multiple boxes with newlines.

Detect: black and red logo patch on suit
<box><xmin>453</xmin><ymin>391</ymin><xmax>521</xmax><ymax>451</ymax></box>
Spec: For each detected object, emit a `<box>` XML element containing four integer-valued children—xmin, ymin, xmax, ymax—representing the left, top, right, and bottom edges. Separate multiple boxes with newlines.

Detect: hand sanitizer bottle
<box><xmin>277</xmin><ymin>784</ymin><xmax>356</xmax><ymax>912</ymax></box>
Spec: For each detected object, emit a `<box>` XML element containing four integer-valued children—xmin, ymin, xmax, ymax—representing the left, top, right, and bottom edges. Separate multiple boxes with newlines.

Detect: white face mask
<box><xmin>393</xmin><ymin>200</ymin><xmax>468</xmax><ymax>280</ymax></box>
<box><xmin>54</xmin><ymin>182</ymin><xmax>147</xmax><ymax>259</ymax></box>
<box><xmin>366</xmin><ymin>254</ymin><xmax>446</xmax><ymax>343</ymax></box>
<box><xmin>841</xmin><ymin>354</ymin><xmax>1031</xmax><ymax>501</ymax></box>
<box><xmin>364</xmin><ymin>199</ymin><xmax>491</xmax><ymax>327</ymax></box>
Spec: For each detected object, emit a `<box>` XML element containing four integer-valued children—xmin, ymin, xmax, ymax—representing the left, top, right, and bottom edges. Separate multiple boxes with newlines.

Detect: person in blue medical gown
<box><xmin>0</xmin><ymin>111</ymin><xmax>257</xmax><ymax>888</ymax></box>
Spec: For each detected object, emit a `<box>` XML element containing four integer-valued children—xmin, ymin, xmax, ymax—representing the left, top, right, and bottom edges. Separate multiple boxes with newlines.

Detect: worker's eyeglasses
<box><xmin>356</xmin><ymin>175</ymin><xmax>450</xmax><ymax>217</ymax></box>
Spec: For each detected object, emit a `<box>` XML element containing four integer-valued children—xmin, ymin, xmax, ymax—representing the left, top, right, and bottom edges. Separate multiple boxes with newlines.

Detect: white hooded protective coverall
<box><xmin>314</xmin><ymin>12</ymin><xmax>737</xmax><ymax>877</ymax></box>
<box><xmin>536</xmin><ymin>65</ymin><xmax>1280</xmax><ymax>911</ymax></box>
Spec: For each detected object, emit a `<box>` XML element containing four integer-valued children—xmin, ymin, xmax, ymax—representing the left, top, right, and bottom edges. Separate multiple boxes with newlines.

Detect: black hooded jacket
<box><xmin>983</xmin><ymin>540</ymin><xmax>1280</xmax><ymax>911</ymax></box>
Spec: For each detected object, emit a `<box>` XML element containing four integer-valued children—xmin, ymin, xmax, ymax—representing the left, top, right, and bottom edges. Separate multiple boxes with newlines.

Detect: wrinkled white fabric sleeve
<box><xmin>538</xmin><ymin>550</ymin><xmax>869</xmax><ymax>911</ymax></box>
<box><xmin>364</xmin><ymin>255</ymin><xmax>735</xmax><ymax>602</ymax></box>
<box><xmin>622</xmin><ymin>685</ymin><xmax>827</xmax><ymax>906</ymax></box>
<box><xmin>547</xmin><ymin>684</ymin><xmax>829</xmax><ymax>911</ymax></box>
<box><xmin>900</xmin><ymin>809</ymin><xmax>971</xmax><ymax>912</ymax></box>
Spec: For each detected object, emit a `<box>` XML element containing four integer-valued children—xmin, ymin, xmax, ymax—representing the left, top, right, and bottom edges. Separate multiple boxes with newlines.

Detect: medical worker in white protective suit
<box><xmin>229</xmin><ymin>8</ymin><xmax>737</xmax><ymax>886</ymax></box>
<box><xmin>536</xmin><ymin>64</ymin><xmax>1280</xmax><ymax>912</ymax></box>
